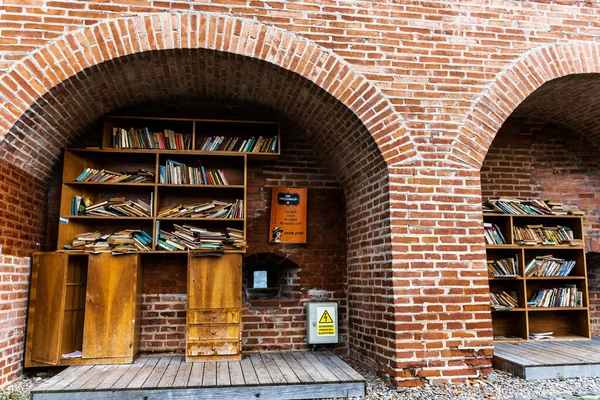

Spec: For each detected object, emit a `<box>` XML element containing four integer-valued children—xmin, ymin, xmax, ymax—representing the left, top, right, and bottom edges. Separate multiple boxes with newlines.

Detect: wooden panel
<box><xmin>188</xmin><ymin>309</ymin><xmax>239</xmax><ymax>324</ymax></box>
<box><xmin>82</xmin><ymin>254</ymin><xmax>139</xmax><ymax>359</ymax></box>
<box><xmin>188</xmin><ymin>254</ymin><xmax>241</xmax><ymax>309</ymax></box>
<box><xmin>61</xmin><ymin>257</ymin><xmax>87</xmax><ymax>357</ymax></box>
<box><xmin>187</xmin><ymin>341</ymin><xmax>240</xmax><ymax>357</ymax></box>
<box><xmin>31</xmin><ymin>383</ymin><xmax>365</xmax><ymax>400</ymax></box>
<box><xmin>31</xmin><ymin>253</ymin><xmax>69</xmax><ymax>365</ymax></box>
<box><xmin>187</xmin><ymin>324</ymin><xmax>239</xmax><ymax>340</ymax></box>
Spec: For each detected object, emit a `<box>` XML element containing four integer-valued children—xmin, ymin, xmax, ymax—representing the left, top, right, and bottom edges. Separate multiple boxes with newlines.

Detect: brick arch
<box><xmin>0</xmin><ymin>12</ymin><xmax>414</xmax><ymax>168</ymax></box>
<box><xmin>447</xmin><ymin>41</ymin><xmax>600</xmax><ymax>169</ymax></box>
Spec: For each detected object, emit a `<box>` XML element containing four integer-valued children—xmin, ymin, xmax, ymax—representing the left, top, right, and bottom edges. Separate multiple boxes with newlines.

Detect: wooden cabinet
<box><xmin>25</xmin><ymin>253</ymin><xmax>142</xmax><ymax>367</ymax></box>
<box><xmin>485</xmin><ymin>214</ymin><xmax>590</xmax><ymax>342</ymax></box>
<box><xmin>186</xmin><ymin>253</ymin><xmax>242</xmax><ymax>361</ymax></box>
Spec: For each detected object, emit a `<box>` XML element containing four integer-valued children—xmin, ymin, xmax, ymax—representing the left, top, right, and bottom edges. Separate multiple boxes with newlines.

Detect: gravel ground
<box><xmin>4</xmin><ymin>366</ymin><xmax>600</xmax><ymax>400</ymax></box>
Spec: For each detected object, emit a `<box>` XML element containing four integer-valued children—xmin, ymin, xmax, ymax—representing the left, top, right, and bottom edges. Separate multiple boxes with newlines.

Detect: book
<box><xmin>159</xmin><ymin>160</ymin><xmax>231</xmax><ymax>185</ymax></box>
<box><xmin>113</xmin><ymin>127</ymin><xmax>191</xmax><ymax>150</ymax></box>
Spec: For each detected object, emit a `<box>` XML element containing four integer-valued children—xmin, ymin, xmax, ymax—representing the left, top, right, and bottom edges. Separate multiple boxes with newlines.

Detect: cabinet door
<box><xmin>31</xmin><ymin>253</ymin><xmax>68</xmax><ymax>365</ymax></box>
<box><xmin>82</xmin><ymin>253</ymin><xmax>138</xmax><ymax>358</ymax></box>
<box><xmin>188</xmin><ymin>254</ymin><xmax>241</xmax><ymax>309</ymax></box>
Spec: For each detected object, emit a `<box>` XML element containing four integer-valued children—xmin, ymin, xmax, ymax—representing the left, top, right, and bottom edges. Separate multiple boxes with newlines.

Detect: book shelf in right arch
<box><xmin>484</xmin><ymin>213</ymin><xmax>591</xmax><ymax>342</ymax></box>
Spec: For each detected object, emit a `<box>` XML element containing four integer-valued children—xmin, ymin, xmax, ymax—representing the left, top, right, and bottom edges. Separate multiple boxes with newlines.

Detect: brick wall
<box><xmin>9</xmin><ymin>0</ymin><xmax>600</xmax><ymax>389</ymax></box>
<box><xmin>0</xmin><ymin>255</ymin><xmax>30</xmax><ymax>386</ymax></box>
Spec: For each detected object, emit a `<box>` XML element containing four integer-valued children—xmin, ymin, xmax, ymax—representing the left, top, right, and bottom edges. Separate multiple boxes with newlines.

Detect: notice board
<box><xmin>269</xmin><ymin>188</ymin><xmax>307</xmax><ymax>244</ymax></box>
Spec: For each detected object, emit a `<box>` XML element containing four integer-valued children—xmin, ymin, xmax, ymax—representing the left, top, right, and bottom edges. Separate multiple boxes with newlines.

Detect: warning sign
<box><xmin>319</xmin><ymin>310</ymin><xmax>333</xmax><ymax>324</ymax></box>
<box><xmin>316</xmin><ymin>306</ymin><xmax>335</xmax><ymax>336</ymax></box>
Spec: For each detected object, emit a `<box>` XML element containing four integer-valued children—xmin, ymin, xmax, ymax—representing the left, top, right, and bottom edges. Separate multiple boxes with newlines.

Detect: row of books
<box><xmin>483</xmin><ymin>197</ymin><xmax>584</xmax><ymax>216</ymax></box>
<box><xmin>158</xmin><ymin>200</ymin><xmax>243</xmax><ymax>219</ymax></box>
<box><xmin>490</xmin><ymin>291</ymin><xmax>519</xmax><ymax>310</ymax></box>
<box><xmin>112</xmin><ymin>127</ymin><xmax>192</xmax><ymax>150</ymax></box>
<box><xmin>525</xmin><ymin>255</ymin><xmax>576</xmax><ymax>277</ymax></box>
<box><xmin>159</xmin><ymin>160</ymin><xmax>230</xmax><ymax>185</ymax></box>
<box><xmin>156</xmin><ymin>223</ymin><xmax>245</xmax><ymax>252</ymax></box>
<box><xmin>74</xmin><ymin>168</ymin><xmax>155</xmax><ymax>184</ymax></box>
<box><xmin>73</xmin><ymin>196</ymin><xmax>152</xmax><ymax>217</ymax></box>
<box><xmin>513</xmin><ymin>225</ymin><xmax>574</xmax><ymax>245</ymax></box>
<box><xmin>64</xmin><ymin>230</ymin><xmax>153</xmax><ymax>253</ymax></box>
<box><xmin>197</xmin><ymin>135</ymin><xmax>277</xmax><ymax>153</ymax></box>
<box><xmin>528</xmin><ymin>286</ymin><xmax>583</xmax><ymax>308</ymax></box>
<box><xmin>487</xmin><ymin>256</ymin><xmax>518</xmax><ymax>277</ymax></box>
<box><xmin>484</xmin><ymin>223</ymin><xmax>506</xmax><ymax>245</ymax></box>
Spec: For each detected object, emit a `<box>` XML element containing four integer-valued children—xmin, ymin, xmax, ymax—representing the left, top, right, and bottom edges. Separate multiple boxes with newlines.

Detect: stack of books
<box><xmin>73</xmin><ymin>196</ymin><xmax>152</xmax><ymax>217</ymax></box>
<box><xmin>74</xmin><ymin>168</ymin><xmax>155</xmax><ymax>183</ymax></box>
<box><xmin>528</xmin><ymin>285</ymin><xmax>583</xmax><ymax>307</ymax></box>
<box><xmin>487</xmin><ymin>256</ymin><xmax>519</xmax><ymax>277</ymax></box>
<box><xmin>490</xmin><ymin>291</ymin><xmax>519</xmax><ymax>310</ymax></box>
<box><xmin>156</xmin><ymin>224</ymin><xmax>246</xmax><ymax>252</ymax></box>
<box><xmin>64</xmin><ymin>230</ymin><xmax>152</xmax><ymax>253</ymax></box>
<box><xmin>112</xmin><ymin>127</ymin><xmax>192</xmax><ymax>150</ymax></box>
<box><xmin>159</xmin><ymin>160</ymin><xmax>230</xmax><ymax>185</ymax></box>
<box><xmin>158</xmin><ymin>200</ymin><xmax>243</xmax><ymax>219</ymax></box>
<box><xmin>483</xmin><ymin>197</ymin><xmax>585</xmax><ymax>216</ymax></box>
<box><xmin>484</xmin><ymin>223</ymin><xmax>507</xmax><ymax>244</ymax></box>
<box><xmin>529</xmin><ymin>332</ymin><xmax>554</xmax><ymax>340</ymax></box>
<box><xmin>513</xmin><ymin>225</ymin><xmax>575</xmax><ymax>245</ymax></box>
<box><xmin>525</xmin><ymin>255</ymin><xmax>576</xmax><ymax>277</ymax></box>
<box><xmin>197</xmin><ymin>135</ymin><xmax>278</xmax><ymax>153</ymax></box>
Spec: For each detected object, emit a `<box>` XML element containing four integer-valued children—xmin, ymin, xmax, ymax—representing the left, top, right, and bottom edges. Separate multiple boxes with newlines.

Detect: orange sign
<box><xmin>269</xmin><ymin>188</ymin><xmax>307</xmax><ymax>244</ymax></box>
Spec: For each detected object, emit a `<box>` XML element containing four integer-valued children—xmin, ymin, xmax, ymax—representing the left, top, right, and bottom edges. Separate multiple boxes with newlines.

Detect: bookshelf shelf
<box><xmin>527</xmin><ymin>307</ymin><xmax>588</xmax><ymax>311</ymax></box>
<box><xmin>484</xmin><ymin>212</ymin><xmax>590</xmax><ymax>342</ymax></box>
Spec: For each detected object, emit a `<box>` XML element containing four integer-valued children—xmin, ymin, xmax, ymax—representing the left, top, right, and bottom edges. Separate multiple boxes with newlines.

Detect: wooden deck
<box><xmin>494</xmin><ymin>337</ymin><xmax>600</xmax><ymax>379</ymax></box>
<box><xmin>31</xmin><ymin>352</ymin><xmax>365</xmax><ymax>400</ymax></box>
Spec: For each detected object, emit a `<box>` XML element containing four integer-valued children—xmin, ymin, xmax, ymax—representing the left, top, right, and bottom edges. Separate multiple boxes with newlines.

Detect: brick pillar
<box><xmin>387</xmin><ymin>167</ymin><xmax>493</xmax><ymax>386</ymax></box>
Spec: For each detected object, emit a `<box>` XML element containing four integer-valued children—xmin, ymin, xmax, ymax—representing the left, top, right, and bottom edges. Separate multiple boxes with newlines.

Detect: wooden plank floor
<box><xmin>31</xmin><ymin>352</ymin><xmax>365</xmax><ymax>400</ymax></box>
<box><xmin>494</xmin><ymin>337</ymin><xmax>600</xmax><ymax>379</ymax></box>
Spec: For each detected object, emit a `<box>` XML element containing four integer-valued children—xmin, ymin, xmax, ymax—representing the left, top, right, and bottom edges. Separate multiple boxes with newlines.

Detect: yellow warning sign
<box><xmin>319</xmin><ymin>310</ymin><xmax>334</xmax><ymax>324</ymax></box>
<box><xmin>317</xmin><ymin>307</ymin><xmax>335</xmax><ymax>336</ymax></box>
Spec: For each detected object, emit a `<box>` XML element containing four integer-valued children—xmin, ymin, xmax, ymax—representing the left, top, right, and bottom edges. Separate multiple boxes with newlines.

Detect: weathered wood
<box><xmin>31</xmin><ymin>382</ymin><xmax>366</xmax><ymax>400</ymax></box>
<box><xmin>188</xmin><ymin>255</ymin><xmax>241</xmax><ymax>309</ymax></box>
<box><xmin>43</xmin><ymin>365</ymin><xmax>93</xmax><ymax>392</ymax></box>
<box><xmin>291</xmin><ymin>352</ymin><xmax>326</xmax><ymax>382</ymax></box>
<box><xmin>31</xmin><ymin>353</ymin><xmax>367</xmax><ymax>400</ymax></box>
<box><xmin>95</xmin><ymin>363</ymin><xmax>134</xmax><ymax>390</ymax></box>
<box><xmin>202</xmin><ymin>362</ymin><xmax>217</xmax><ymax>387</ymax></box>
<box><xmin>172</xmin><ymin>360</ymin><xmax>193</xmax><ymax>388</ymax></box>
<box><xmin>314</xmin><ymin>352</ymin><xmax>352</xmax><ymax>381</ymax></box>
<box><xmin>270</xmin><ymin>353</ymin><xmax>300</xmax><ymax>384</ymax></box>
<box><xmin>187</xmin><ymin>362</ymin><xmax>204</xmax><ymax>386</ymax></box>
<box><xmin>158</xmin><ymin>356</ymin><xmax>183</xmax><ymax>388</ymax></box>
<box><xmin>142</xmin><ymin>357</ymin><xmax>171</xmax><ymax>388</ymax></box>
<box><xmin>127</xmin><ymin>357</ymin><xmax>160</xmax><ymax>388</ymax></box>
<box><xmin>281</xmin><ymin>352</ymin><xmax>313</xmax><ymax>383</ymax></box>
<box><xmin>216</xmin><ymin>362</ymin><xmax>231</xmax><ymax>386</ymax></box>
<box><xmin>64</xmin><ymin>365</ymin><xmax>108</xmax><ymax>391</ymax></box>
<box><xmin>79</xmin><ymin>365</ymin><xmax>113</xmax><ymax>390</ymax></box>
<box><xmin>228</xmin><ymin>360</ymin><xmax>245</xmax><ymax>386</ymax></box>
<box><xmin>260</xmin><ymin>354</ymin><xmax>287</xmax><ymax>384</ymax></box>
<box><xmin>239</xmin><ymin>356</ymin><xmax>259</xmax><ymax>385</ymax></box>
<box><xmin>31</xmin><ymin>253</ymin><xmax>68</xmax><ymax>365</ymax></box>
<box><xmin>83</xmin><ymin>254</ymin><xmax>138</xmax><ymax>359</ymax></box>
<box><xmin>112</xmin><ymin>357</ymin><xmax>150</xmax><ymax>389</ymax></box>
<box><xmin>323</xmin><ymin>352</ymin><xmax>365</xmax><ymax>381</ymax></box>
<box><xmin>34</xmin><ymin>366</ymin><xmax>80</xmax><ymax>392</ymax></box>
<box><xmin>302</xmin><ymin>352</ymin><xmax>339</xmax><ymax>382</ymax></box>
<box><xmin>249</xmin><ymin>353</ymin><xmax>273</xmax><ymax>384</ymax></box>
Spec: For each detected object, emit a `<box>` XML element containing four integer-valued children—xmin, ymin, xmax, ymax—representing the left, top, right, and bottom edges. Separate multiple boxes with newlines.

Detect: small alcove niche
<box><xmin>243</xmin><ymin>253</ymin><xmax>300</xmax><ymax>301</ymax></box>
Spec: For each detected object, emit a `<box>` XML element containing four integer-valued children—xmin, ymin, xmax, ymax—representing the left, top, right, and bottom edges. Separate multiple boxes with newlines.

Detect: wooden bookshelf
<box><xmin>25</xmin><ymin>116</ymin><xmax>278</xmax><ymax>367</ymax></box>
<box><xmin>484</xmin><ymin>213</ymin><xmax>591</xmax><ymax>342</ymax></box>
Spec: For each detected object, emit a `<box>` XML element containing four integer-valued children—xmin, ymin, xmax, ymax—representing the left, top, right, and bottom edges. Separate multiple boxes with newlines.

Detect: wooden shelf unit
<box><xmin>25</xmin><ymin>116</ymin><xmax>279</xmax><ymax>366</ymax></box>
<box><xmin>484</xmin><ymin>213</ymin><xmax>591</xmax><ymax>342</ymax></box>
